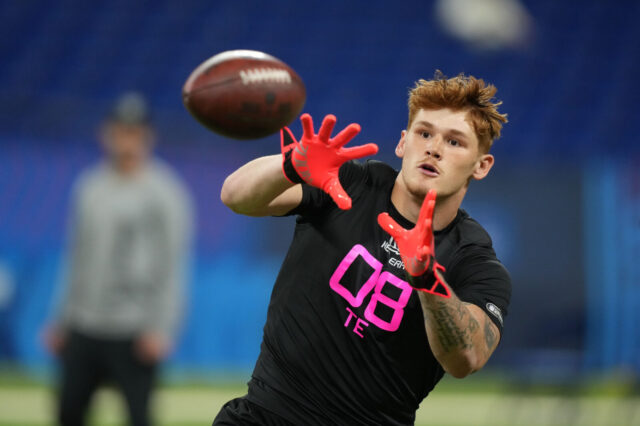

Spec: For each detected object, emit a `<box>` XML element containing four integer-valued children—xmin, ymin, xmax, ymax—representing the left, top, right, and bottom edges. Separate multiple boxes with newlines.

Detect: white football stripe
<box><xmin>239</xmin><ymin>68</ymin><xmax>292</xmax><ymax>85</ymax></box>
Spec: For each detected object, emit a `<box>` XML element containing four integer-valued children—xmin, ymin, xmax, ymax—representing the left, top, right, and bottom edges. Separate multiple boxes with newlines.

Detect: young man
<box><xmin>215</xmin><ymin>72</ymin><xmax>511</xmax><ymax>425</ymax></box>
<box><xmin>44</xmin><ymin>93</ymin><xmax>193</xmax><ymax>426</ymax></box>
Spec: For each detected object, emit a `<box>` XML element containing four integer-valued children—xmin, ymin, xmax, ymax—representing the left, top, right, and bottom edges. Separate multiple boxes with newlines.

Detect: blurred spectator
<box><xmin>43</xmin><ymin>92</ymin><xmax>193</xmax><ymax>426</ymax></box>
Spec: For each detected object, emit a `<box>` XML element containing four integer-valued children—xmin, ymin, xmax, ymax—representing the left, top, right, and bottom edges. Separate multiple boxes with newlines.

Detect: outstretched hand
<box><xmin>281</xmin><ymin>113</ymin><xmax>378</xmax><ymax>209</ymax></box>
<box><xmin>377</xmin><ymin>189</ymin><xmax>450</xmax><ymax>297</ymax></box>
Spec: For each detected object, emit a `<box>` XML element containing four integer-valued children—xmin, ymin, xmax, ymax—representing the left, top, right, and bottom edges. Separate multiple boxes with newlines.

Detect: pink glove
<box><xmin>377</xmin><ymin>189</ymin><xmax>451</xmax><ymax>298</ymax></box>
<box><xmin>281</xmin><ymin>113</ymin><xmax>378</xmax><ymax>210</ymax></box>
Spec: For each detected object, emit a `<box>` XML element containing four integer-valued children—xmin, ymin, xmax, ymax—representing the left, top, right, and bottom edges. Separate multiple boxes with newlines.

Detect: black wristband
<box><xmin>407</xmin><ymin>260</ymin><xmax>437</xmax><ymax>290</ymax></box>
<box><xmin>282</xmin><ymin>149</ymin><xmax>305</xmax><ymax>184</ymax></box>
<box><xmin>407</xmin><ymin>260</ymin><xmax>450</xmax><ymax>298</ymax></box>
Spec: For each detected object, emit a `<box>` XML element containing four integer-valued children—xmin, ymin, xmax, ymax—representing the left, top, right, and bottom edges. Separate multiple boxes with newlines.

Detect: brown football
<box><xmin>182</xmin><ymin>50</ymin><xmax>306</xmax><ymax>139</ymax></box>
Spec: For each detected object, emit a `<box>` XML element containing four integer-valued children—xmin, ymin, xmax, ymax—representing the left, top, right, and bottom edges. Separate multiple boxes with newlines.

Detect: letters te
<box><xmin>344</xmin><ymin>307</ymin><xmax>369</xmax><ymax>338</ymax></box>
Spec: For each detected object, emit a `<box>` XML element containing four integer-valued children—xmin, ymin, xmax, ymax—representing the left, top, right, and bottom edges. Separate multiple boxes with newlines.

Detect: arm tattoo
<box><xmin>428</xmin><ymin>299</ymin><xmax>479</xmax><ymax>353</ymax></box>
<box><xmin>484</xmin><ymin>317</ymin><xmax>497</xmax><ymax>354</ymax></box>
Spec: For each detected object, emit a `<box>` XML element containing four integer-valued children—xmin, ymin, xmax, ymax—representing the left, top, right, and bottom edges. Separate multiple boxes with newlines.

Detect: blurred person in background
<box><xmin>43</xmin><ymin>92</ymin><xmax>193</xmax><ymax>426</ymax></box>
<box><xmin>215</xmin><ymin>72</ymin><xmax>511</xmax><ymax>425</ymax></box>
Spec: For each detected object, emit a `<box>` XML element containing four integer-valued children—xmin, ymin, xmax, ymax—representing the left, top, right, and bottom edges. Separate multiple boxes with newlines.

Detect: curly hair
<box><xmin>408</xmin><ymin>71</ymin><xmax>508</xmax><ymax>153</ymax></box>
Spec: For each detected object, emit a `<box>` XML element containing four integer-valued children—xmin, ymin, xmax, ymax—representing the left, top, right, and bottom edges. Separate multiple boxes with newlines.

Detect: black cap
<box><xmin>108</xmin><ymin>92</ymin><xmax>151</xmax><ymax>125</ymax></box>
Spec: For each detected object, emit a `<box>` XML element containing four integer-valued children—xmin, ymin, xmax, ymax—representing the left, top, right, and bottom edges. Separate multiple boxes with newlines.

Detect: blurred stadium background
<box><xmin>0</xmin><ymin>0</ymin><xmax>639</xmax><ymax>424</ymax></box>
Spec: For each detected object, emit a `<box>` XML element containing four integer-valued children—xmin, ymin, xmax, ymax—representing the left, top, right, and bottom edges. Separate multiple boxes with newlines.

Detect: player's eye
<box><xmin>448</xmin><ymin>139</ymin><xmax>459</xmax><ymax>146</ymax></box>
<box><xmin>421</xmin><ymin>131</ymin><xmax>431</xmax><ymax>138</ymax></box>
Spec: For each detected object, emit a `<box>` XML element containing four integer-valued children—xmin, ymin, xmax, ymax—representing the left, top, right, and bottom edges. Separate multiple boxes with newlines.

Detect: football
<box><xmin>182</xmin><ymin>50</ymin><xmax>306</xmax><ymax>139</ymax></box>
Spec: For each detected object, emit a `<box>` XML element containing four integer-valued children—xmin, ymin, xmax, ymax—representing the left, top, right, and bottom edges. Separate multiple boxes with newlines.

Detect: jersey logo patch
<box><xmin>486</xmin><ymin>303</ymin><xmax>503</xmax><ymax>326</ymax></box>
<box><xmin>381</xmin><ymin>236</ymin><xmax>400</xmax><ymax>256</ymax></box>
<box><xmin>381</xmin><ymin>237</ymin><xmax>404</xmax><ymax>270</ymax></box>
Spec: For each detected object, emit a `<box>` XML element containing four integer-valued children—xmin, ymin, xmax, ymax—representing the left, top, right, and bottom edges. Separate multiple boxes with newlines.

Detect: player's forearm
<box><xmin>220</xmin><ymin>154</ymin><xmax>295</xmax><ymax>216</ymax></box>
<box><xmin>417</xmin><ymin>285</ymin><xmax>485</xmax><ymax>378</ymax></box>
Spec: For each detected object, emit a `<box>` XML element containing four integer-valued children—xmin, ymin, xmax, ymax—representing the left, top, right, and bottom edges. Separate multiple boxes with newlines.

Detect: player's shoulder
<box><xmin>448</xmin><ymin>209</ymin><xmax>495</xmax><ymax>250</ymax></box>
<box><xmin>436</xmin><ymin>209</ymin><xmax>493</xmax><ymax>252</ymax></box>
<box><xmin>341</xmin><ymin>159</ymin><xmax>397</xmax><ymax>188</ymax></box>
<box><xmin>363</xmin><ymin>159</ymin><xmax>398</xmax><ymax>185</ymax></box>
<box><xmin>441</xmin><ymin>210</ymin><xmax>510</xmax><ymax>283</ymax></box>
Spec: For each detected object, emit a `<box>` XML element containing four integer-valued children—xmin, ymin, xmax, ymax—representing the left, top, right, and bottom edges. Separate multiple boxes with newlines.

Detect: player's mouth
<box><xmin>419</xmin><ymin>163</ymin><xmax>439</xmax><ymax>177</ymax></box>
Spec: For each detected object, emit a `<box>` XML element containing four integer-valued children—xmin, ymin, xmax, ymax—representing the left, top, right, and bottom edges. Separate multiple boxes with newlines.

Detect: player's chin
<box><xmin>409</xmin><ymin>183</ymin><xmax>437</xmax><ymax>200</ymax></box>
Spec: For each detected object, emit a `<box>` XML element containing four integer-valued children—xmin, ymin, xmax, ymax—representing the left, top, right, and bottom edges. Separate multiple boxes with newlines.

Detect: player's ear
<box><xmin>472</xmin><ymin>154</ymin><xmax>494</xmax><ymax>180</ymax></box>
<box><xmin>395</xmin><ymin>130</ymin><xmax>407</xmax><ymax>158</ymax></box>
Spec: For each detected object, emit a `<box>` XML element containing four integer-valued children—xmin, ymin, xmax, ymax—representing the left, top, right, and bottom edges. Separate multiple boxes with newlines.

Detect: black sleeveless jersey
<box><xmin>247</xmin><ymin>160</ymin><xmax>511</xmax><ymax>425</ymax></box>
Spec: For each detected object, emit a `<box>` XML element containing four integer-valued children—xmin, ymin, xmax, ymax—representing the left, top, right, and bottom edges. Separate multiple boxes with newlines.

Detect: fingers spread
<box><xmin>330</xmin><ymin>123</ymin><xmax>361</xmax><ymax>148</ymax></box>
<box><xmin>318</xmin><ymin>114</ymin><xmax>337</xmax><ymax>142</ymax></box>
<box><xmin>427</xmin><ymin>189</ymin><xmax>437</xmax><ymax>204</ymax></box>
<box><xmin>340</xmin><ymin>143</ymin><xmax>378</xmax><ymax>160</ymax></box>
<box><xmin>300</xmin><ymin>113</ymin><xmax>314</xmax><ymax>139</ymax></box>
<box><xmin>325</xmin><ymin>177</ymin><xmax>352</xmax><ymax>210</ymax></box>
<box><xmin>423</xmin><ymin>218</ymin><xmax>432</xmax><ymax>236</ymax></box>
<box><xmin>417</xmin><ymin>189</ymin><xmax>437</xmax><ymax>225</ymax></box>
<box><xmin>377</xmin><ymin>212</ymin><xmax>402</xmax><ymax>237</ymax></box>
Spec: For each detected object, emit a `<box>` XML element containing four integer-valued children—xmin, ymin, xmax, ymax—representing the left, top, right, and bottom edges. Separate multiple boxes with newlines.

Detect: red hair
<box><xmin>408</xmin><ymin>71</ymin><xmax>507</xmax><ymax>153</ymax></box>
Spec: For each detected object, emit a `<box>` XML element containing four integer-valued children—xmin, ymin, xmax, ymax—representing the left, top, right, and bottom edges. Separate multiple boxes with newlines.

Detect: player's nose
<box><xmin>425</xmin><ymin>134</ymin><xmax>443</xmax><ymax>159</ymax></box>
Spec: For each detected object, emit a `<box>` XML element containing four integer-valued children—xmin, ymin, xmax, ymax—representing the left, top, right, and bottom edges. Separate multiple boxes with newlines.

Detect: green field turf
<box><xmin>1</xmin><ymin>370</ymin><xmax>638</xmax><ymax>426</ymax></box>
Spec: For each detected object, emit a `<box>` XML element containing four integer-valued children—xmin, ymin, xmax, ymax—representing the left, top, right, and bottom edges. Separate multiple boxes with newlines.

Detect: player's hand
<box><xmin>41</xmin><ymin>325</ymin><xmax>66</xmax><ymax>356</ymax></box>
<box><xmin>281</xmin><ymin>113</ymin><xmax>378</xmax><ymax>209</ymax></box>
<box><xmin>377</xmin><ymin>189</ymin><xmax>450</xmax><ymax>298</ymax></box>
<box><xmin>135</xmin><ymin>332</ymin><xmax>171</xmax><ymax>364</ymax></box>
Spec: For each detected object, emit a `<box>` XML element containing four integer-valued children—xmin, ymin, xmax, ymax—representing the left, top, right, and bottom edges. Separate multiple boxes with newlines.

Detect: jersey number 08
<box><xmin>329</xmin><ymin>244</ymin><xmax>413</xmax><ymax>332</ymax></box>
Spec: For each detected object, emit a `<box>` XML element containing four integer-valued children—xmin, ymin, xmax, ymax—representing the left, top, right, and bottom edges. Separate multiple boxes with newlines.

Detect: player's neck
<box><xmin>391</xmin><ymin>184</ymin><xmax>464</xmax><ymax>231</ymax></box>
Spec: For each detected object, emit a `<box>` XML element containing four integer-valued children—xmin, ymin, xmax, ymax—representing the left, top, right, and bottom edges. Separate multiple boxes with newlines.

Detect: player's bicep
<box><xmin>252</xmin><ymin>184</ymin><xmax>303</xmax><ymax>217</ymax></box>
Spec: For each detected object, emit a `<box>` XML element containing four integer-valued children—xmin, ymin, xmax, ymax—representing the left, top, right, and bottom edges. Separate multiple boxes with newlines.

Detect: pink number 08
<box><xmin>329</xmin><ymin>244</ymin><xmax>412</xmax><ymax>332</ymax></box>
